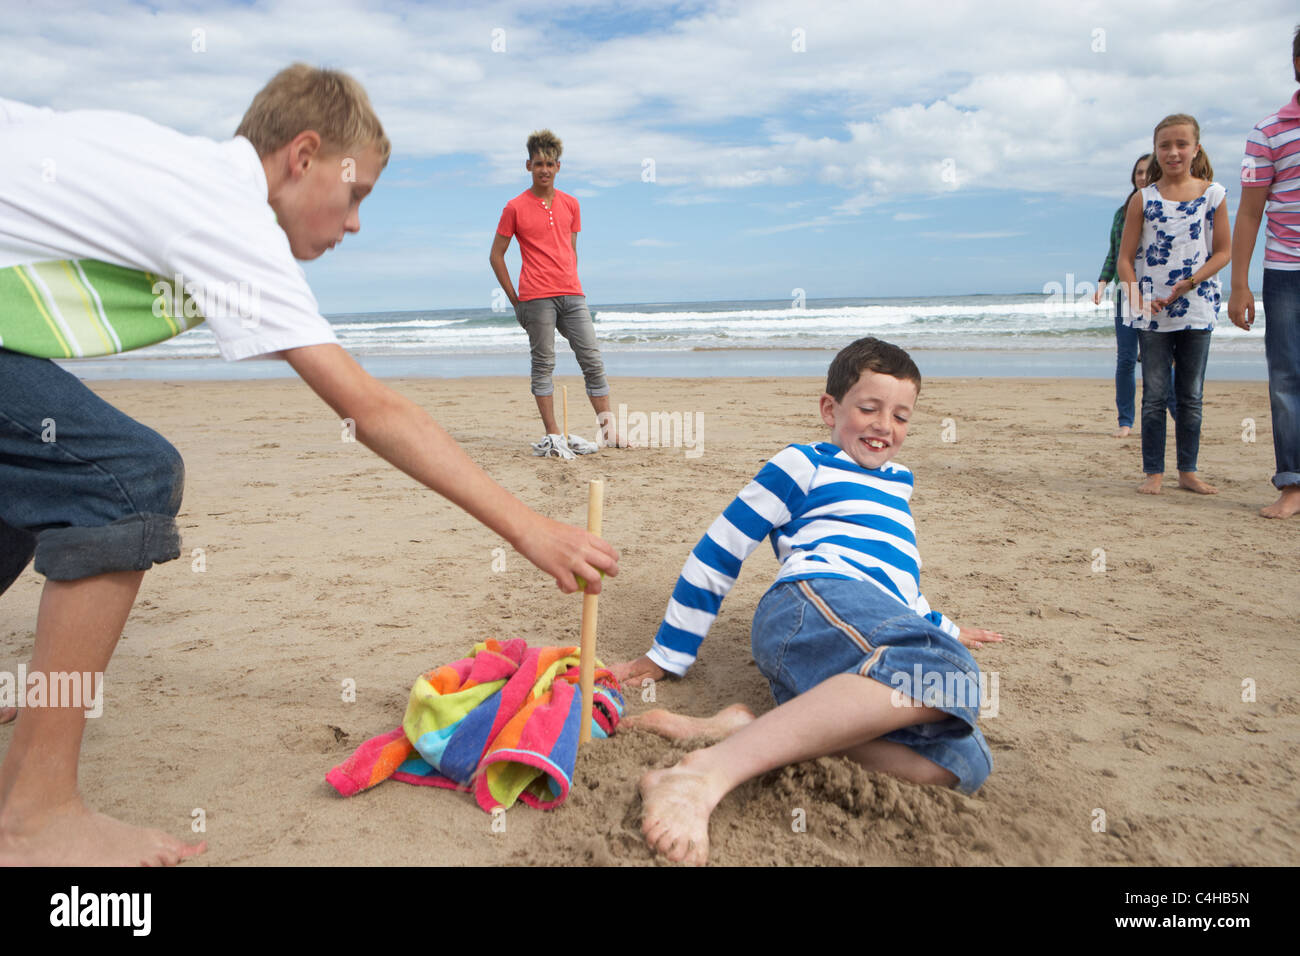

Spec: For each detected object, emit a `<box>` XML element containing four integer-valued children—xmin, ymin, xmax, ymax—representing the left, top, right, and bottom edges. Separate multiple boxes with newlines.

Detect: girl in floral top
<box><xmin>1117</xmin><ymin>114</ymin><xmax>1232</xmax><ymax>496</ymax></box>
<box><xmin>1094</xmin><ymin>153</ymin><xmax>1178</xmax><ymax>438</ymax></box>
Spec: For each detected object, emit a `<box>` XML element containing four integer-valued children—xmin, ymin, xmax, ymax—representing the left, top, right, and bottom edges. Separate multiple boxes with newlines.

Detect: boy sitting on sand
<box><xmin>0</xmin><ymin>65</ymin><xmax>617</xmax><ymax>866</ymax></box>
<box><xmin>611</xmin><ymin>337</ymin><xmax>1001</xmax><ymax>865</ymax></box>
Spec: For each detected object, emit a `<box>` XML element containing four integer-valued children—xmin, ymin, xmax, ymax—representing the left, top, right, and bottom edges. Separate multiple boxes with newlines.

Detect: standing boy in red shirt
<box><xmin>489</xmin><ymin>130</ymin><xmax>625</xmax><ymax>455</ymax></box>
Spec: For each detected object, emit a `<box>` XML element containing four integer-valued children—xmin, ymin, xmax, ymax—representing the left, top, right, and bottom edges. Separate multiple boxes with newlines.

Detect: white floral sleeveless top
<box><xmin>1127</xmin><ymin>181</ymin><xmax>1225</xmax><ymax>332</ymax></box>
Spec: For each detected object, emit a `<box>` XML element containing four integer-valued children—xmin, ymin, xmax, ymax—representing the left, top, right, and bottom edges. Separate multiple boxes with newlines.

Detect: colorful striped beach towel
<box><xmin>0</xmin><ymin>260</ymin><xmax>204</xmax><ymax>358</ymax></box>
<box><xmin>326</xmin><ymin>639</ymin><xmax>624</xmax><ymax>812</ymax></box>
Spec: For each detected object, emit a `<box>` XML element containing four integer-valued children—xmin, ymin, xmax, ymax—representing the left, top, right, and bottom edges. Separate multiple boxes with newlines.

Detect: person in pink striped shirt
<box><xmin>1229</xmin><ymin>25</ymin><xmax>1300</xmax><ymax>518</ymax></box>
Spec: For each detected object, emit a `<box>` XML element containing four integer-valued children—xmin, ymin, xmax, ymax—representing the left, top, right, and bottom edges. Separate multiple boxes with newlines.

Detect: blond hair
<box><xmin>1146</xmin><ymin>113</ymin><xmax>1213</xmax><ymax>184</ymax></box>
<box><xmin>526</xmin><ymin>129</ymin><xmax>563</xmax><ymax>161</ymax></box>
<box><xmin>236</xmin><ymin>63</ymin><xmax>391</xmax><ymax>164</ymax></box>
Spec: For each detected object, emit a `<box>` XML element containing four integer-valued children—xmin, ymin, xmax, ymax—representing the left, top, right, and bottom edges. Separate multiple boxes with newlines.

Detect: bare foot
<box><xmin>1113</xmin><ymin>425</ymin><xmax>1132</xmax><ymax>438</ymax></box>
<box><xmin>625</xmin><ymin>704</ymin><xmax>755</xmax><ymax>742</ymax></box>
<box><xmin>0</xmin><ymin>798</ymin><xmax>207</xmax><ymax>866</ymax></box>
<box><xmin>1137</xmin><ymin>474</ymin><xmax>1163</xmax><ymax>495</ymax></box>
<box><xmin>0</xmin><ymin>707</ymin><xmax>14</xmax><ymax>725</ymax></box>
<box><xmin>639</xmin><ymin>761</ymin><xmax>719</xmax><ymax>866</ymax></box>
<box><xmin>1177</xmin><ymin>472</ymin><xmax>1218</xmax><ymax>495</ymax></box>
<box><xmin>1261</xmin><ymin>487</ymin><xmax>1300</xmax><ymax>519</ymax></box>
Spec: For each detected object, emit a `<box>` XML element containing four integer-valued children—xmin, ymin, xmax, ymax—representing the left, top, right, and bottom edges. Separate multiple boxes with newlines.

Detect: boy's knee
<box><xmin>575</xmin><ymin>351</ymin><xmax>606</xmax><ymax>379</ymax></box>
<box><xmin>32</xmin><ymin>429</ymin><xmax>186</xmax><ymax>582</ymax></box>
<box><xmin>530</xmin><ymin>360</ymin><xmax>556</xmax><ymax>397</ymax></box>
<box><xmin>90</xmin><ymin>423</ymin><xmax>185</xmax><ymax>525</ymax></box>
<box><xmin>571</xmin><ymin>347</ymin><xmax>607</xmax><ymax>393</ymax></box>
<box><xmin>133</xmin><ymin>431</ymin><xmax>186</xmax><ymax>517</ymax></box>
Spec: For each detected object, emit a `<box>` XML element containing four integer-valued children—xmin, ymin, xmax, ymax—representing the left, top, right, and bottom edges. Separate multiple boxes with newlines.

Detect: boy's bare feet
<box><xmin>639</xmin><ymin>757</ymin><xmax>721</xmax><ymax>866</ymax></box>
<box><xmin>1177</xmin><ymin>472</ymin><xmax>1218</xmax><ymax>495</ymax></box>
<box><xmin>1261</xmin><ymin>487</ymin><xmax>1300</xmax><ymax>518</ymax></box>
<box><xmin>0</xmin><ymin>708</ymin><xmax>14</xmax><ymax>725</ymax></box>
<box><xmin>1113</xmin><ymin>425</ymin><xmax>1132</xmax><ymax>438</ymax></box>
<box><xmin>0</xmin><ymin>797</ymin><xmax>206</xmax><ymax>866</ymax></box>
<box><xmin>1138</xmin><ymin>474</ymin><xmax>1162</xmax><ymax>494</ymax></box>
<box><xmin>625</xmin><ymin>703</ymin><xmax>755</xmax><ymax>742</ymax></box>
<box><xmin>0</xmin><ymin>570</ymin><xmax>204</xmax><ymax>867</ymax></box>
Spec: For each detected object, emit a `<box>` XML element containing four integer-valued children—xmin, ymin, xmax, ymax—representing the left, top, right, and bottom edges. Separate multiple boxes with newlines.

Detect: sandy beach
<box><xmin>1</xmin><ymin>373</ymin><xmax>1296</xmax><ymax>866</ymax></box>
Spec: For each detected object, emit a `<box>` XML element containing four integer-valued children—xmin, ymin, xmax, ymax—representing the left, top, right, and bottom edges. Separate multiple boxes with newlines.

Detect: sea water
<box><xmin>60</xmin><ymin>294</ymin><xmax>1268</xmax><ymax>381</ymax></box>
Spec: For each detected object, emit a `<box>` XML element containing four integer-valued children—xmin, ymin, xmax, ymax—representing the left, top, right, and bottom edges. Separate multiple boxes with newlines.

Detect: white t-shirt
<box><xmin>0</xmin><ymin>98</ymin><xmax>338</xmax><ymax>360</ymax></box>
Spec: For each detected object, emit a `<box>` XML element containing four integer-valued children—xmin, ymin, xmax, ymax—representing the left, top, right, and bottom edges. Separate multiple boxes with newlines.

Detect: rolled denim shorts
<box><xmin>751</xmin><ymin>577</ymin><xmax>993</xmax><ymax>794</ymax></box>
<box><xmin>0</xmin><ymin>348</ymin><xmax>184</xmax><ymax>594</ymax></box>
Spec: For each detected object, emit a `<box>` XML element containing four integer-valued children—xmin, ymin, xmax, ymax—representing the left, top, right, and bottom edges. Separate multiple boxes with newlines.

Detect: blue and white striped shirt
<box><xmin>647</xmin><ymin>442</ymin><xmax>957</xmax><ymax>676</ymax></box>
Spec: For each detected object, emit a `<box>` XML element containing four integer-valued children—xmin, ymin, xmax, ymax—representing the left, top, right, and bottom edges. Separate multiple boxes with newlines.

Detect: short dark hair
<box><xmin>527</xmin><ymin>129</ymin><xmax>562</xmax><ymax>161</ymax></box>
<box><xmin>825</xmin><ymin>337</ymin><xmax>921</xmax><ymax>401</ymax></box>
<box><xmin>1293</xmin><ymin>24</ymin><xmax>1299</xmax><ymax>81</ymax></box>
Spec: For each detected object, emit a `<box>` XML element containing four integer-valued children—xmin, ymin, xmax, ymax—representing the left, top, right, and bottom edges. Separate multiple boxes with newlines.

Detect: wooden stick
<box><xmin>562</xmin><ymin>384</ymin><xmax>569</xmax><ymax>442</ymax></box>
<box><xmin>578</xmin><ymin>477</ymin><xmax>604</xmax><ymax>745</ymax></box>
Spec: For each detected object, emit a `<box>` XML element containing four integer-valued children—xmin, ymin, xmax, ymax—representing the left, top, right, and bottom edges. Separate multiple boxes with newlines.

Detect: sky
<box><xmin>2</xmin><ymin>0</ymin><xmax>1297</xmax><ymax>311</ymax></box>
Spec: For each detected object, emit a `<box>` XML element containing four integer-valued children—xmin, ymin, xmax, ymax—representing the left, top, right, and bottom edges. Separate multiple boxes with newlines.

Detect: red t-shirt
<box><xmin>496</xmin><ymin>189</ymin><xmax>584</xmax><ymax>300</ymax></box>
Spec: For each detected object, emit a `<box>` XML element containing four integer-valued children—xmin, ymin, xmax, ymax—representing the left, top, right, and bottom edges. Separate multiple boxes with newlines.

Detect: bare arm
<box><xmin>281</xmin><ymin>343</ymin><xmax>618</xmax><ymax>592</ymax></box>
<box><xmin>489</xmin><ymin>233</ymin><xmax>519</xmax><ymax>307</ymax></box>
<box><xmin>1116</xmin><ymin>193</ymin><xmax>1144</xmax><ymax>315</ymax></box>
<box><xmin>571</xmin><ymin>232</ymin><xmax>578</xmax><ymax>269</ymax></box>
<box><xmin>1205</xmin><ymin>197</ymin><xmax>1233</xmax><ymax>280</ymax></box>
<box><xmin>1229</xmin><ymin>186</ymin><xmax>1268</xmax><ymax>329</ymax></box>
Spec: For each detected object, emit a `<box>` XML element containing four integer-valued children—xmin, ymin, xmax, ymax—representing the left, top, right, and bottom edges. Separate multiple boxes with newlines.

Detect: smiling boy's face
<box><xmin>526</xmin><ymin>153</ymin><xmax>559</xmax><ymax>191</ymax></box>
<box><xmin>819</xmin><ymin>369</ymin><xmax>918</xmax><ymax>470</ymax></box>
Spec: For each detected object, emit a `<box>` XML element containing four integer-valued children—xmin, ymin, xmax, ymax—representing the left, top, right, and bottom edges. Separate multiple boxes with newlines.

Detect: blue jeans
<box><xmin>1116</xmin><ymin>306</ymin><xmax>1175</xmax><ymax>427</ymax></box>
<box><xmin>0</xmin><ymin>349</ymin><xmax>184</xmax><ymax>595</ymax></box>
<box><xmin>1137</xmin><ymin>329</ymin><xmax>1211</xmax><ymax>474</ymax></box>
<box><xmin>513</xmin><ymin>295</ymin><xmax>609</xmax><ymax>398</ymax></box>
<box><xmin>1263</xmin><ymin>269</ymin><xmax>1300</xmax><ymax>489</ymax></box>
<box><xmin>750</xmin><ymin>577</ymin><xmax>992</xmax><ymax>794</ymax></box>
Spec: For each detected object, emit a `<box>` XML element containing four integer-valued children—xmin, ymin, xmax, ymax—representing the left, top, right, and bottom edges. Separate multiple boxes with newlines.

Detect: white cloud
<box><xmin>744</xmin><ymin>216</ymin><xmax>838</xmax><ymax>236</ymax></box>
<box><xmin>3</xmin><ymin>0</ymin><xmax>1294</xmax><ymax>211</ymax></box>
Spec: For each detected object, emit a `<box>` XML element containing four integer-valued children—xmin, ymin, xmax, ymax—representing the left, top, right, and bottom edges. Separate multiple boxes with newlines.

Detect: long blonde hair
<box><xmin>1146</xmin><ymin>113</ymin><xmax>1213</xmax><ymax>184</ymax></box>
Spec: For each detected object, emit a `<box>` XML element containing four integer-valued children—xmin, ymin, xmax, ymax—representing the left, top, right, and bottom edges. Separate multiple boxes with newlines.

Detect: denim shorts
<box><xmin>0</xmin><ymin>348</ymin><xmax>184</xmax><ymax>594</ymax></box>
<box><xmin>751</xmin><ymin>577</ymin><xmax>993</xmax><ymax>794</ymax></box>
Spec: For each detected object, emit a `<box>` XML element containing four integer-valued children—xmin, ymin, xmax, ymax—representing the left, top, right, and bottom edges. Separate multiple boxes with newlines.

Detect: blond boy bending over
<box><xmin>0</xmin><ymin>66</ymin><xmax>616</xmax><ymax>866</ymax></box>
